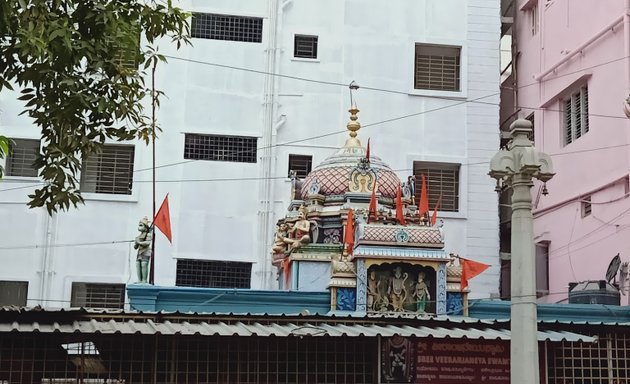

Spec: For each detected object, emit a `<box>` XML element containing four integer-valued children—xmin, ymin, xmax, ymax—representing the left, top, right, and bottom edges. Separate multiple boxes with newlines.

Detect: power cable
<box><xmin>5</xmin><ymin>141</ymin><xmax>630</xmax><ymax>188</ymax></box>
<box><xmin>2</xmin><ymin>55</ymin><xmax>628</xmax><ymax>189</ymax></box>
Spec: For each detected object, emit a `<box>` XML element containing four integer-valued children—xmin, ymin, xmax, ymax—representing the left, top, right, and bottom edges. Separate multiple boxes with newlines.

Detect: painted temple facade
<box><xmin>271</xmin><ymin>105</ymin><xmax>469</xmax><ymax>316</ymax></box>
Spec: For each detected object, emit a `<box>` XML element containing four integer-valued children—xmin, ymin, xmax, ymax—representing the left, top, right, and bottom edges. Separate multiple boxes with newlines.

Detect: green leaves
<box><xmin>1</xmin><ymin>0</ymin><xmax>191</xmax><ymax>214</ymax></box>
<box><xmin>0</xmin><ymin>136</ymin><xmax>9</xmax><ymax>179</ymax></box>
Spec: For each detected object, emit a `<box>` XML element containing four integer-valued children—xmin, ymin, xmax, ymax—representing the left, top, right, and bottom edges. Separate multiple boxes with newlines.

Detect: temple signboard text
<box><xmin>415</xmin><ymin>339</ymin><xmax>510</xmax><ymax>383</ymax></box>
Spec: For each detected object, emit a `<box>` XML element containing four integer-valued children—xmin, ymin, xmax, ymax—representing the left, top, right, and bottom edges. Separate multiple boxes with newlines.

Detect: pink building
<box><xmin>501</xmin><ymin>0</ymin><xmax>630</xmax><ymax>303</ymax></box>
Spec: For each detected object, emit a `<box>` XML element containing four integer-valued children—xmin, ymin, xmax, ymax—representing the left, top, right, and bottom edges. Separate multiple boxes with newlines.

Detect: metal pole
<box><xmin>149</xmin><ymin>61</ymin><xmax>157</xmax><ymax>285</ymax></box>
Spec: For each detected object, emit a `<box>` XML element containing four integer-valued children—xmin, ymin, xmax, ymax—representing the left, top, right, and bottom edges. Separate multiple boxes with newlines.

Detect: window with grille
<box><xmin>414</xmin><ymin>44</ymin><xmax>461</xmax><ymax>91</ymax></box>
<box><xmin>176</xmin><ymin>259</ymin><xmax>252</xmax><ymax>289</ymax></box>
<box><xmin>113</xmin><ymin>24</ymin><xmax>141</xmax><ymax>71</ymax></box>
<box><xmin>413</xmin><ymin>162</ymin><xmax>460</xmax><ymax>212</ymax></box>
<box><xmin>5</xmin><ymin>138</ymin><xmax>40</xmax><ymax>177</ymax></box>
<box><xmin>70</xmin><ymin>283</ymin><xmax>125</xmax><ymax>309</ymax></box>
<box><xmin>581</xmin><ymin>196</ymin><xmax>592</xmax><ymax>217</ymax></box>
<box><xmin>294</xmin><ymin>35</ymin><xmax>318</xmax><ymax>59</ymax></box>
<box><xmin>564</xmin><ymin>86</ymin><xmax>589</xmax><ymax>145</ymax></box>
<box><xmin>535</xmin><ymin>242</ymin><xmax>549</xmax><ymax>296</ymax></box>
<box><xmin>547</xmin><ymin>336</ymin><xmax>630</xmax><ymax>383</ymax></box>
<box><xmin>184</xmin><ymin>133</ymin><xmax>257</xmax><ymax>163</ymax></box>
<box><xmin>288</xmin><ymin>154</ymin><xmax>312</xmax><ymax>178</ymax></box>
<box><xmin>526</xmin><ymin>112</ymin><xmax>535</xmax><ymax>143</ymax></box>
<box><xmin>191</xmin><ymin>13</ymin><xmax>263</xmax><ymax>43</ymax></box>
<box><xmin>80</xmin><ymin>145</ymin><xmax>134</xmax><ymax>195</ymax></box>
<box><xmin>0</xmin><ymin>281</ymin><xmax>28</xmax><ymax>306</ymax></box>
<box><xmin>529</xmin><ymin>5</ymin><xmax>539</xmax><ymax>35</ymax></box>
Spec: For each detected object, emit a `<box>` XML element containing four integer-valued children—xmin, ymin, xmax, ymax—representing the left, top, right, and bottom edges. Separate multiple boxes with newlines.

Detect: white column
<box><xmin>510</xmin><ymin>173</ymin><xmax>539</xmax><ymax>384</ymax></box>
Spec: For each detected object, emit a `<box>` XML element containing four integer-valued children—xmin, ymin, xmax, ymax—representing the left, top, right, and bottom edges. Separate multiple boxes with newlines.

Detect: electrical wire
<box><xmin>2</xmin><ymin>53</ymin><xmax>628</xmax><ymax>190</ymax></box>
<box><xmin>5</xmin><ymin>141</ymin><xmax>630</xmax><ymax>188</ymax></box>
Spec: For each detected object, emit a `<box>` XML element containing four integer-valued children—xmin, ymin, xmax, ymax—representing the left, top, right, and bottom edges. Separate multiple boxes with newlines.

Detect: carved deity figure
<box><xmin>272</xmin><ymin>222</ymin><xmax>289</xmax><ymax>254</ymax></box>
<box><xmin>134</xmin><ymin>217</ymin><xmax>153</xmax><ymax>284</ymax></box>
<box><xmin>414</xmin><ymin>272</ymin><xmax>430</xmax><ymax>313</ymax></box>
<box><xmin>388</xmin><ymin>266</ymin><xmax>408</xmax><ymax>312</ymax></box>
<box><xmin>284</xmin><ymin>206</ymin><xmax>311</xmax><ymax>251</ymax></box>
<box><xmin>367</xmin><ymin>270</ymin><xmax>381</xmax><ymax>311</ymax></box>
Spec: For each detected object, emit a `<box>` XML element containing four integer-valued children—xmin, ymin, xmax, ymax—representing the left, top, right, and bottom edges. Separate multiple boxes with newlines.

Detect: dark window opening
<box><xmin>526</xmin><ymin>112</ymin><xmax>535</xmax><ymax>143</ymax></box>
<box><xmin>288</xmin><ymin>154</ymin><xmax>312</xmax><ymax>178</ymax></box>
<box><xmin>80</xmin><ymin>145</ymin><xmax>134</xmax><ymax>195</ymax></box>
<box><xmin>581</xmin><ymin>196</ymin><xmax>592</xmax><ymax>217</ymax></box>
<box><xmin>176</xmin><ymin>259</ymin><xmax>252</xmax><ymax>289</ymax></box>
<box><xmin>413</xmin><ymin>162</ymin><xmax>460</xmax><ymax>212</ymax></box>
<box><xmin>6</xmin><ymin>138</ymin><xmax>40</xmax><ymax>177</ymax></box>
<box><xmin>184</xmin><ymin>133</ymin><xmax>258</xmax><ymax>163</ymax></box>
<box><xmin>535</xmin><ymin>242</ymin><xmax>549</xmax><ymax>296</ymax></box>
<box><xmin>70</xmin><ymin>283</ymin><xmax>125</xmax><ymax>309</ymax></box>
<box><xmin>414</xmin><ymin>44</ymin><xmax>461</xmax><ymax>91</ymax></box>
<box><xmin>191</xmin><ymin>13</ymin><xmax>263</xmax><ymax>43</ymax></box>
<box><xmin>294</xmin><ymin>35</ymin><xmax>318</xmax><ymax>59</ymax></box>
<box><xmin>564</xmin><ymin>86</ymin><xmax>589</xmax><ymax>145</ymax></box>
<box><xmin>0</xmin><ymin>281</ymin><xmax>28</xmax><ymax>306</ymax></box>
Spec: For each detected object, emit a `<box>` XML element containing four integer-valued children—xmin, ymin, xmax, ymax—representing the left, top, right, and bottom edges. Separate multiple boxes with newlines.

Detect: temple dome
<box><xmin>301</xmin><ymin>106</ymin><xmax>401</xmax><ymax>199</ymax></box>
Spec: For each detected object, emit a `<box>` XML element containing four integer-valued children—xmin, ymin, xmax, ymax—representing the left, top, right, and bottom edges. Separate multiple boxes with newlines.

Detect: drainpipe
<box><xmin>261</xmin><ymin>0</ymin><xmax>291</xmax><ymax>289</ymax></box>
<box><xmin>258</xmin><ymin>0</ymin><xmax>283</xmax><ymax>289</ymax></box>
<box><xmin>625</xmin><ymin>0</ymin><xmax>630</xmax><ymax>306</ymax></box>
<box><xmin>625</xmin><ymin>0</ymin><xmax>630</xmax><ymax>95</ymax></box>
<box><xmin>39</xmin><ymin>212</ymin><xmax>56</xmax><ymax>307</ymax></box>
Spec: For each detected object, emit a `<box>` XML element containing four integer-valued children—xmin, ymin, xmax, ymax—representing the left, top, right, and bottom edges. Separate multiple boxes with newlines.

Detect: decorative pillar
<box><xmin>436</xmin><ymin>263</ymin><xmax>447</xmax><ymax>315</ymax></box>
<box><xmin>489</xmin><ymin>119</ymin><xmax>554</xmax><ymax>384</ymax></box>
<box><xmin>355</xmin><ymin>259</ymin><xmax>367</xmax><ymax>312</ymax></box>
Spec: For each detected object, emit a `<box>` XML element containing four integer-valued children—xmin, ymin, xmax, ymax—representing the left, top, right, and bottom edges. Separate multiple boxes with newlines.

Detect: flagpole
<box><xmin>149</xmin><ymin>60</ymin><xmax>157</xmax><ymax>285</ymax></box>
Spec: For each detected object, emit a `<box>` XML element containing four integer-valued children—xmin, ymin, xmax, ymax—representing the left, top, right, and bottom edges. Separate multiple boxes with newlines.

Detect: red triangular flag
<box><xmin>431</xmin><ymin>192</ymin><xmax>442</xmax><ymax>225</ymax></box>
<box><xmin>344</xmin><ymin>208</ymin><xmax>355</xmax><ymax>255</ymax></box>
<box><xmin>366</xmin><ymin>138</ymin><xmax>371</xmax><ymax>162</ymax></box>
<box><xmin>460</xmin><ymin>257</ymin><xmax>490</xmax><ymax>291</ymax></box>
<box><xmin>154</xmin><ymin>195</ymin><xmax>172</xmax><ymax>243</ymax></box>
<box><xmin>368</xmin><ymin>181</ymin><xmax>378</xmax><ymax>223</ymax></box>
<box><xmin>419</xmin><ymin>174</ymin><xmax>429</xmax><ymax>217</ymax></box>
<box><xmin>396</xmin><ymin>183</ymin><xmax>406</xmax><ymax>226</ymax></box>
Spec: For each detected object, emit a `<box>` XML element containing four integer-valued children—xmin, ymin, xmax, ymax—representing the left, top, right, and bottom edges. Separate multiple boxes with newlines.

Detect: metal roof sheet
<box><xmin>0</xmin><ymin>319</ymin><xmax>595</xmax><ymax>342</ymax></box>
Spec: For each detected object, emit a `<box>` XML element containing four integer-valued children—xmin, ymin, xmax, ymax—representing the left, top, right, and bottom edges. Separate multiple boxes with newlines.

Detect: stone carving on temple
<box><xmin>381</xmin><ymin>336</ymin><xmax>415</xmax><ymax>383</ymax></box>
<box><xmin>349</xmin><ymin>157</ymin><xmax>377</xmax><ymax>193</ymax></box>
<box><xmin>272</xmin><ymin>222</ymin><xmax>289</xmax><ymax>255</ymax></box>
<box><xmin>414</xmin><ymin>272</ymin><xmax>430</xmax><ymax>313</ymax></box>
<box><xmin>389</xmin><ymin>266</ymin><xmax>409</xmax><ymax>312</ymax></box>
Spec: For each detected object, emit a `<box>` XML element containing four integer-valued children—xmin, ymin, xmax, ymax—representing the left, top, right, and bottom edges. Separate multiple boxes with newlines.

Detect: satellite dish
<box><xmin>606</xmin><ymin>254</ymin><xmax>621</xmax><ymax>283</ymax></box>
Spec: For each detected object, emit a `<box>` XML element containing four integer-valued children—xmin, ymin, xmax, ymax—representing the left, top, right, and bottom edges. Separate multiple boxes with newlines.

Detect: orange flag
<box><xmin>430</xmin><ymin>192</ymin><xmax>442</xmax><ymax>225</ymax></box>
<box><xmin>366</xmin><ymin>138</ymin><xmax>371</xmax><ymax>162</ymax></box>
<box><xmin>154</xmin><ymin>195</ymin><xmax>172</xmax><ymax>243</ymax></box>
<box><xmin>419</xmin><ymin>174</ymin><xmax>429</xmax><ymax>217</ymax></box>
<box><xmin>368</xmin><ymin>181</ymin><xmax>378</xmax><ymax>223</ymax></box>
<box><xmin>460</xmin><ymin>257</ymin><xmax>490</xmax><ymax>291</ymax></box>
<box><xmin>344</xmin><ymin>208</ymin><xmax>355</xmax><ymax>255</ymax></box>
<box><xmin>396</xmin><ymin>183</ymin><xmax>406</xmax><ymax>226</ymax></box>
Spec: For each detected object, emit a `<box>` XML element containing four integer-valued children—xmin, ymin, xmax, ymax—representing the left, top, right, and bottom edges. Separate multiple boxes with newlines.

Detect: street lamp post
<box><xmin>489</xmin><ymin>119</ymin><xmax>554</xmax><ymax>384</ymax></box>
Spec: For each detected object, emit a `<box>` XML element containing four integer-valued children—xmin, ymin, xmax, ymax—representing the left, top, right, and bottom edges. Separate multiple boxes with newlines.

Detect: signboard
<box><xmin>415</xmin><ymin>339</ymin><xmax>510</xmax><ymax>383</ymax></box>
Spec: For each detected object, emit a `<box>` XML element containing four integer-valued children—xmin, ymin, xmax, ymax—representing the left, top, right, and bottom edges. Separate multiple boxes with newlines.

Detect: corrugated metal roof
<box><xmin>0</xmin><ymin>319</ymin><xmax>595</xmax><ymax>342</ymax></box>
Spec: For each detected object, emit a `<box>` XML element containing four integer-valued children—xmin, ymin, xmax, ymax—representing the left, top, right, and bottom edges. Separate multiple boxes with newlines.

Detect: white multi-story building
<box><xmin>0</xmin><ymin>0</ymin><xmax>501</xmax><ymax>308</ymax></box>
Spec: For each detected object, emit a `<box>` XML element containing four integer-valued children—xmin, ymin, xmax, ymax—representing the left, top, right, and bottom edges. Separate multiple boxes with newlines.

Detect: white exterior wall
<box><xmin>0</xmin><ymin>0</ymin><xmax>501</xmax><ymax>307</ymax></box>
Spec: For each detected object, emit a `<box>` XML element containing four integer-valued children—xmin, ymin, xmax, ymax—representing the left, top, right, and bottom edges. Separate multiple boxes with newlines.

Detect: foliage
<box><xmin>0</xmin><ymin>136</ymin><xmax>9</xmax><ymax>178</ymax></box>
<box><xmin>0</xmin><ymin>0</ymin><xmax>190</xmax><ymax>213</ymax></box>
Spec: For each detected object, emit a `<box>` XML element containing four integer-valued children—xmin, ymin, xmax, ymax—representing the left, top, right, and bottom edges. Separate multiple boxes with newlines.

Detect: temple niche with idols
<box><xmin>271</xmin><ymin>104</ymin><xmax>470</xmax><ymax>316</ymax></box>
